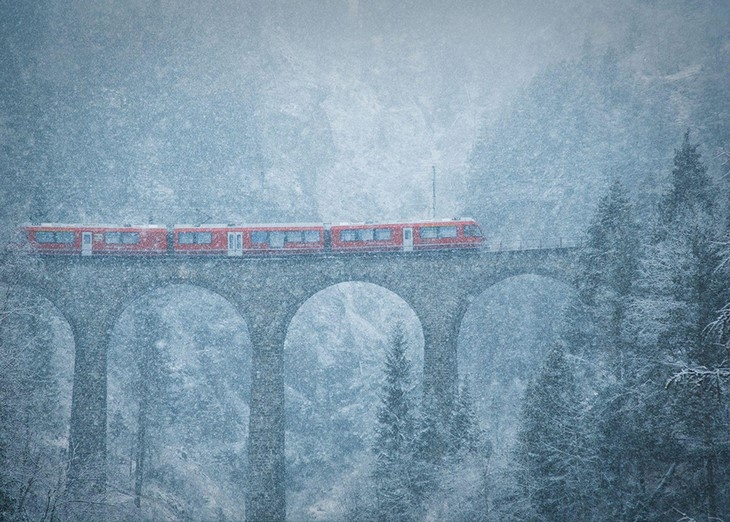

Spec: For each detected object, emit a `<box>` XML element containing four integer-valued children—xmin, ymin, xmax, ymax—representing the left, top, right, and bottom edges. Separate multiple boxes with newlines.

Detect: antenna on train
<box><xmin>431</xmin><ymin>165</ymin><xmax>436</xmax><ymax>219</ymax></box>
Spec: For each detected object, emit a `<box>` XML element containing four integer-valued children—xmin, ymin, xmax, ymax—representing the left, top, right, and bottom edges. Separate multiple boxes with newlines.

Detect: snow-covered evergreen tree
<box><xmin>410</xmin><ymin>385</ymin><xmax>450</xmax><ymax>507</ymax></box>
<box><xmin>373</xmin><ymin>323</ymin><xmax>417</xmax><ymax>521</ymax></box>
<box><xmin>628</xmin><ymin>131</ymin><xmax>730</xmax><ymax>519</ymax></box>
<box><xmin>658</xmin><ymin>130</ymin><xmax>714</xmax><ymax>228</ymax></box>
<box><xmin>562</xmin><ymin>179</ymin><xmax>641</xmax><ymax>377</ymax></box>
<box><xmin>419</xmin><ymin>376</ymin><xmax>490</xmax><ymax>521</ymax></box>
<box><xmin>449</xmin><ymin>376</ymin><xmax>483</xmax><ymax>460</ymax></box>
<box><xmin>558</xmin><ymin>179</ymin><xmax>648</xmax><ymax>518</ymax></box>
<box><xmin>0</xmin><ymin>287</ymin><xmax>69</xmax><ymax>520</ymax></box>
<box><xmin>515</xmin><ymin>345</ymin><xmax>589</xmax><ymax>521</ymax></box>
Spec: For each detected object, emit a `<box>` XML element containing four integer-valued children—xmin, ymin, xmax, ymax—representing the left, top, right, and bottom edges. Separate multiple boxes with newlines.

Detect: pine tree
<box><xmin>647</xmin><ymin>132</ymin><xmax>723</xmax><ymax>370</ymax></box>
<box><xmin>409</xmin><ymin>387</ymin><xmax>447</xmax><ymax>508</ymax></box>
<box><xmin>629</xmin><ymin>131</ymin><xmax>729</xmax><ymax>519</ymax></box>
<box><xmin>560</xmin><ymin>179</ymin><xmax>646</xmax><ymax>518</ymax></box>
<box><xmin>658</xmin><ymin>130</ymin><xmax>713</xmax><ymax>228</ymax></box>
<box><xmin>449</xmin><ymin>376</ymin><xmax>482</xmax><ymax>459</ymax></box>
<box><xmin>515</xmin><ymin>346</ymin><xmax>589</xmax><ymax>521</ymax></box>
<box><xmin>0</xmin><ymin>288</ymin><xmax>65</xmax><ymax>520</ymax></box>
<box><xmin>581</xmin><ymin>180</ymin><xmax>640</xmax><ymax>295</ymax></box>
<box><xmin>569</xmin><ymin>179</ymin><xmax>640</xmax><ymax>368</ymax></box>
<box><xmin>373</xmin><ymin>323</ymin><xmax>417</xmax><ymax>521</ymax></box>
<box><xmin>417</xmin><ymin>376</ymin><xmax>489</xmax><ymax>522</ymax></box>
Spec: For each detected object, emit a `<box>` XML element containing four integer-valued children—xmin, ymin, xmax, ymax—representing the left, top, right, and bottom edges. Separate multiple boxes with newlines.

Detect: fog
<box><xmin>1</xmin><ymin>1</ymin><xmax>728</xmax><ymax>520</ymax></box>
<box><xmin>3</xmin><ymin>1</ymin><xmax>726</xmax><ymax>229</ymax></box>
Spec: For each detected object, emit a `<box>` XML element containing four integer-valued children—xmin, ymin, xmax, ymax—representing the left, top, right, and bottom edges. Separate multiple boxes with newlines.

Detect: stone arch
<box><xmin>273</xmin><ymin>270</ymin><xmax>423</xmax><ymax>344</ymax></box>
<box><xmin>286</xmin><ymin>277</ymin><xmax>424</xmax><ymax>337</ymax></box>
<box><xmin>466</xmin><ymin>253</ymin><xmax>578</xmax><ymax>302</ymax></box>
<box><xmin>454</xmin><ymin>249</ymin><xmax>582</xmax><ymax>386</ymax></box>
<box><xmin>106</xmin><ymin>277</ymin><xmax>251</xmax><ymax>336</ymax></box>
<box><xmin>0</xmin><ymin>280</ymin><xmax>75</xmax><ymax>518</ymax></box>
<box><xmin>456</xmin><ymin>272</ymin><xmax>579</xmax><ymax>456</ymax></box>
<box><xmin>0</xmin><ymin>278</ymin><xmax>76</xmax><ymax>410</ymax></box>
<box><xmin>283</xmin><ymin>280</ymin><xmax>425</xmax><ymax>520</ymax></box>
<box><xmin>0</xmin><ymin>274</ymin><xmax>75</xmax><ymax>333</ymax></box>
<box><xmin>105</xmin><ymin>282</ymin><xmax>253</xmax><ymax>519</ymax></box>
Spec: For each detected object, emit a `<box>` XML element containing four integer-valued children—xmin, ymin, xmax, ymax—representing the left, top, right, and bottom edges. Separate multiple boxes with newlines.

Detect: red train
<box><xmin>18</xmin><ymin>219</ymin><xmax>484</xmax><ymax>256</ymax></box>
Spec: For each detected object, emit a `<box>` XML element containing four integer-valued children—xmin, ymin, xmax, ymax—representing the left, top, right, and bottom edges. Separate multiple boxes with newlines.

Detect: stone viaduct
<box><xmin>0</xmin><ymin>247</ymin><xmax>580</xmax><ymax>520</ymax></box>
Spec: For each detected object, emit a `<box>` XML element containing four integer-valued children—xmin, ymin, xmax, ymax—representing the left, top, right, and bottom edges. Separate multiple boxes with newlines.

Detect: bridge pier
<box><xmin>66</xmin><ymin>308</ymin><xmax>110</xmax><ymax>499</ymax></box>
<box><xmin>245</xmin><ymin>306</ymin><xmax>288</xmax><ymax>522</ymax></box>
<box><xmin>421</xmin><ymin>314</ymin><xmax>459</xmax><ymax>411</ymax></box>
<box><xmin>412</xmin><ymin>294</ymin><xmax>466</xmax><ymax>417</ymax></box>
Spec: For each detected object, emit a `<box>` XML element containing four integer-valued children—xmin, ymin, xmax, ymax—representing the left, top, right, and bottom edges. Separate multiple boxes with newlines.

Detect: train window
<box><xmin>420</xmin><ymin>227</ymin><xmax>438</xmax><ymax>239</ymax></box>
<box><xmin>35</xmin><ymin>231</ymin><xmax>56</xmax><ymax>243</ymax></box>
<box><xmin>37</xmin><ymin>231</ymin><xmax>74</xmax><ymax>243</ymax></box>
<box><xmin>195</xmin><ymin>232</ymin><xmax>212</xmax><ymax>244</ymax></box>
<box><xmin>341</xmin><ymin>230</ymin><xmax>357</xmax><ymax>242</ymax></box>
<box><xmin>303</xmin><ymin>230</ymin><xmax>320</xmax><ymax>243</ymax></box>
<box><xmin>465</xmin><ymin>225</ymin><xmax>483</xmax><ymax>237</ymax></box>
<box><xmin>178</xmin><ymin>232</ymin><xmax>212</xmax><ymax>244</ymax></box>
<box><xmin>286</xmin><ymin>231</ymin><xmax>304</xmax><ymax>243</ymax></box>
<box><xmin>360</xmin><ymin>229</ymin><xmax>374</xmax><ymax>241</ymax></box>
<box><xmin>105</xmin><ymin>232</ymin><xmax>122</xmax><ymax>244</ymax></box>
<box><xmin>178</xmin><ymin>232</ymin><xmax>194</xmax><ymax>244</ymax></box>
<box><xmin>57</xmin><ymin>232</ymin><xmax>75</xmax><ymax>243</ymax></box>
<box><xmin>270</xmin><ymin>231</ymin><xmax>285</xmax><ymax>248</ymax></box>
<box><xmin>420</xmin><ymin>226</ymin><xmax>457</xmax><ymax>239</ymax></box>
<box><xmin>440</xmin><ymin>226</ymin><xmax>458</xmax><ymax>238</ymax></box>
<box><xmin>121</xmin><ymin>232</ymin><xmax>140</xmax><ymax>244</ymax></box>
<box><xmin>374</xmin><ymin>228</ymin><xmax>392</xmax><ymax>241</ymax></box>
<box><xmin>251</xmin><ymin>231</ymin><xmax>268</xmax><ymax>244</ymax></box>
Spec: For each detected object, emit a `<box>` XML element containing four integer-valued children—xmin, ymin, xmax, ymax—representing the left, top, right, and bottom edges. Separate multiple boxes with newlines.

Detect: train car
<box><xmin>328</xmin><ymin>222</ymin><xmax>403</xmax><ymax>253</ymax></box>
<box><xmin>19</xmin><ymin>224</ymin><xmax>168</xmax><ymax>256</ymax></box>
<box><xmin>411</xmin><ymin>219</ymin><xmax>484</xmax><ymax>251</ymax></box>
<box><xmin>172</xmin><ymin>224</ymin><xmax>325</xmax><ymax>256</ymax></box>
<box><xmin>329</xmin><ymin>218</ymin><xmax>484</xmax><ymax>253</ymax></box>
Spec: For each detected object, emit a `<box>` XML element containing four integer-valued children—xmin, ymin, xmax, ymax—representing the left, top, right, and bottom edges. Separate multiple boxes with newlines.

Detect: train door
<box><xmin>82</xmin><ymin>231</ymin><xmax>93</xmax><ymax>256</ymax></box>
<box><xmin>227</xmin><ymin>232</ymin><xmax>243</xmax><ymax>256</ymax></box>
<box><xmin>403</xmin><ymin>227</ymin><xmax>413</xmax><ymax>252</ymax></box>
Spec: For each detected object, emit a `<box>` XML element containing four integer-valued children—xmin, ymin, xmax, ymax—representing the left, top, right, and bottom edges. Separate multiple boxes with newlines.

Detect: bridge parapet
<box><xmin>487</xmin><ymin>238</ymin><xmax>583</xmax><ymax>251</ymax></box>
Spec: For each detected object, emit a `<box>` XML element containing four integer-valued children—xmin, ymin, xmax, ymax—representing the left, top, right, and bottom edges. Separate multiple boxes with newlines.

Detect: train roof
<box><xmin>173</xmin><ymin>223</ymin><xmax>324</xmax><ymax>229</ymax></box>
<box><xmin>328</xmin><ymin>218</ymin><xmax>479</xmax><ymax>227</ymax></box>
<box><xmin>22</xmin><ymin>223</ymin><xmax>167</xmax><ymax>229</ymax></box>
<box><xmin>20</xmin><ymin>218</ymin><xmax>480</xmax><ymax>230</ymax></box>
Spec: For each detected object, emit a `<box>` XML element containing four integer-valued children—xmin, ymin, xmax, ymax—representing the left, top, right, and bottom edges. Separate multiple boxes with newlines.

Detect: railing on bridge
<box><xmin>487</xmin><ymin>238</ymin><xmax>583</xmax><ymax>251</ymax></box>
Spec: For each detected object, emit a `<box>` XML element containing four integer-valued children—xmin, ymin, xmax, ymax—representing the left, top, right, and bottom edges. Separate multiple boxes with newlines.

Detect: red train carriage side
<box><xmin>245</xmin><ymin>225</ymin><xmax>324</xmax><ymax>255</ymax></box>
<box><xmin>329</xmin><ymin>223</ymin><xmax>404</xmax><ymax>253</ymax></box>
<box><xmin>329</xmin><ymin>219</ymin><xmax>484</xmax><ymax>253</ymax></box>
<box><xmin>172</xmin><ymin>225</ymin><xmax>230</xmax><ymax>255</ymax></box>
<box><xmin>173</xmin><ymin>224</ymin><xmax>325</xmax><ymax>256</ymax></box>
<box><xmin>20</xmin><ymin>224</ymin><xmax>167</xmax><ymax>255</ymax></box>
<box><xmin>412</xmin><ymin>219</ymin><xmax>483</xmax><ymax>251</ymax></box>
